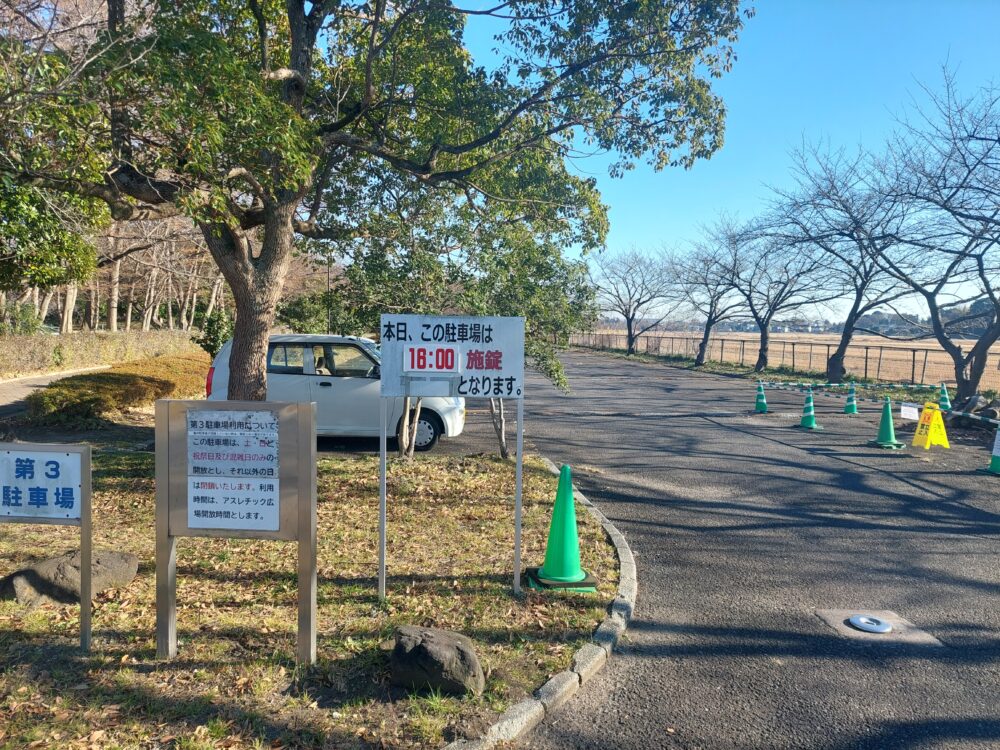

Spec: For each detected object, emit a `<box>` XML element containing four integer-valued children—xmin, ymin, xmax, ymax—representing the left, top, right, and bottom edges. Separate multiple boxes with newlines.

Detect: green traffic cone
<box><xmin>978</xmin><ymin>453</ymin><xmax>1000</xmax><ymax>476</ymax></box>
<box><xmin>868</xmin><ymin>397</ymin><xmax>905</xmax><ymax>449</ymax></box>
<box><xmin>977</xmin><ymin>432</ymin><xmax>1000</xmax><ymax>475</ymax></box>
<box><xmin>844</xmin><ymin>382</ymin><xmax>858</xmax><ymax>414</ymax></box>
<box><xmin>938</xmin><ymin>383</ymin><xmax>952</xmax><ymax>411</ymax></box>
<box><xmin>755</xmin><ymin>381</ymin><xmax>768</xmax><ymax>414</ymax></box>
<box><xmin>797</xmin><ymin>388</ymin><xmax>822</xmax><ymax>430</ymax></box>
<box><xmin>527</xmin><ymin>465</ymin><xmax>597</xmax><ymax>593</ymax></box>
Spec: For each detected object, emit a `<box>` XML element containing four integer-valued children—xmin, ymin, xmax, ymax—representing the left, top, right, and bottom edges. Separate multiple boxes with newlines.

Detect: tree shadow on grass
<box><xmin>0</xmin><ymin>630</ymin><xmax>372</xmax><ymax>748</ymax></box>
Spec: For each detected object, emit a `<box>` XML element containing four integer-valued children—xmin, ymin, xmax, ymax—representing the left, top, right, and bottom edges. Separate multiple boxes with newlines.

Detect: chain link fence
<box><xmin>570</xmin><ymin>332</ymin><xmax>1000</xmax><ymax>391</ymax></box>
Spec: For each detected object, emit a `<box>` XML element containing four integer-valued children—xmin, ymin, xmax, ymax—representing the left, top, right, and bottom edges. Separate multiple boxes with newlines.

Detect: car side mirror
<box><xmin>370</xmin><ymin>365</ymin><xmax>381</xmax><ymax>379</ymax></box>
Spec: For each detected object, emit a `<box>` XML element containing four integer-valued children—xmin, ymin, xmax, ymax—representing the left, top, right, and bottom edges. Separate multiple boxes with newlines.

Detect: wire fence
<box><xmin>570</xmin><ymin>332</ymin><xmax>1000</xmax><ymax>391</ymax></box>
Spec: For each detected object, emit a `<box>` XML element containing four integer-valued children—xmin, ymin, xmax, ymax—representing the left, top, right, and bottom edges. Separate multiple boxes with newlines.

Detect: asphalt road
<box><xmin>517</xmin><ymin>351</ymin><xmax>1000</xmax><ymax>750</ymax></box>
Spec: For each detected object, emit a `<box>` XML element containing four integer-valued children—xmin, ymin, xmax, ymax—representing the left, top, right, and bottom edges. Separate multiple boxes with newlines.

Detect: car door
<box><xmin>265</xmin><ymin>342</ymin><xmax>310</xmax><ymax>403</ymax></box>
<box><xmin>308</xmin><ymin>343</ymin><xmax>381</xmax><ymax>435</ymax></box>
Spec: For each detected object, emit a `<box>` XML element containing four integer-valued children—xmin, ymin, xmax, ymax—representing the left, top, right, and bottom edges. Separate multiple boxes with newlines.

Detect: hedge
<box><xmin>0</xmin><ymin>330</ymin><xmax>199</xmax><ymax>381</ymax></box>
<box><xmin>26</xmin><ymin>351</ymin><xmax>210</xmax><ymax>424</ymax></box>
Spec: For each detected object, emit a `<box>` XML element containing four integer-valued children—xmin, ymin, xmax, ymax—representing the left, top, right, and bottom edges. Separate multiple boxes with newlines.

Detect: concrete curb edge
<box><xmin>443</xmin><ymin>456</ymin><xmax>637</xmax><ymax>749</ymax></box>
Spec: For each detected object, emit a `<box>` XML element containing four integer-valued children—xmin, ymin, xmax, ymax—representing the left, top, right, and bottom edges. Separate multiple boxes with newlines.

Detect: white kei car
<box><xmin>206</xmin><ymin>334</ymin><xmax>465</xmax><ymax>451</ymax></box>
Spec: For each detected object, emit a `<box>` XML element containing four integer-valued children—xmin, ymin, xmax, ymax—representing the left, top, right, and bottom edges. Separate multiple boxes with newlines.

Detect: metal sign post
<box><xmin>155</xmin><ymin>400</ymin><xmax>317</xmax><ymax>664</ymax></box>
<box><xmin>377</xmin><ymin>315</ymin><xmax>526</xmax><ymax>598</ymax></box>
<box><xmin>513</xmin><ymin>398</ymin><xmax>524</xmax><ymax>594</ymax></box>
<box><xmin>378</xmin><ymin>398</ymin><xmax>387</xmax><ymax>601</ymax></box>
<box><xmin>0</xmin><ymin>443</ymin><xmax>92</xmax><ymax>650</ymax></box>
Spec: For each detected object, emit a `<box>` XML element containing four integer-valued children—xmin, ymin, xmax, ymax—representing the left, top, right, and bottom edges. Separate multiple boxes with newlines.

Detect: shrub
<box><xmin>0</xmin><ymin>302</ymin><xmax>42</xmax><ymax>336</ymax></box>
<box><xmin>0</xmin><ymin>330</ymin><xmax>198</xmax><ymax>380</ymax></box>
<box><xmin>193</xmin><ymin>309</ymin><xmax>233</xmax><ymax>358</ymax></box>
<box><xmin>26</xmin><ymin>351</ymin><xmax>210</xmax><ymax>424</ymax></box>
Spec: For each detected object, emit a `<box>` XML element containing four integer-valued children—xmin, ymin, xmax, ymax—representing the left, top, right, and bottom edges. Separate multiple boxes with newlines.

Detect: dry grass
<box><xmin>24</xmin><ymin>352</ymin><xmax>210</xmax><ymax>425</ymax></box>
<box><xmin>579</xmin><ymin>330</ymin><xmax>1000</xmax><ymax>393</ymax></box>
<box><xmin>0</xmin><ymin>331</ymin><xmax>198</xmax><ymax>382</ymax></box>
<box><xmin>0</xmin><ymin>446</ymin><xmax>617</xmax><ymax>749</ymax></box>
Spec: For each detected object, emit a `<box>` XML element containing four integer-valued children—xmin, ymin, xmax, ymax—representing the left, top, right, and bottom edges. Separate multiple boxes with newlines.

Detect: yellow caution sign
<box><xmin>913</xmin><ymin>402</ymin><xmax>950</xmax><ymax>449</ymax></box>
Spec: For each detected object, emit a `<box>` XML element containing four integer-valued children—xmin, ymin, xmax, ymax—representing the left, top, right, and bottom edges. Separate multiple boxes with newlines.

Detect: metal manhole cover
<box><xmin>848</xmin><ymin>614</ymin><xmax>893</xmax><ymax>634</ymax></box>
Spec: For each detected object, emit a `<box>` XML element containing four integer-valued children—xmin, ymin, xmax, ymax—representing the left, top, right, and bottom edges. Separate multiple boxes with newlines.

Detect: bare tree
<box><xmin>724</xmin><ymin>221</ymin><xmax>840</xmax><ymax>371</ymax></box>
<box><xmin>672</xmin><ymin>236</ymin><xmax>744</xmax><ymax>366</ymax></box>
<box><xmin>773</xmin><ymin>145</ymin><xmax>912</xmax><ymax>381</ymax></box>
<box><xmin>591</xmin><ymin>249</ymin><xmax>680</xmax><ymax>355</ymax></box>
<box><xmin>873</xmin><ymin>75</ymin><xmax>1000</xmax><ymax>402</ymax></box>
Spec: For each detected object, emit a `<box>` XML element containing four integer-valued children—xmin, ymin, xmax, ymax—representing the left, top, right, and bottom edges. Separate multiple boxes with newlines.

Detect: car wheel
<box><xmin>413</xmin><ymin>412</ymin><xmax>442</xmax><ymax>451</ymax></box>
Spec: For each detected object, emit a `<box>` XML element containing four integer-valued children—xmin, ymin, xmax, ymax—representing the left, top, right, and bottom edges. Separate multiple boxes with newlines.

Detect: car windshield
<box><xmin>359</xmin><ymin>340</ymin><xmax>381</xmax><ymax>362</ymax></box>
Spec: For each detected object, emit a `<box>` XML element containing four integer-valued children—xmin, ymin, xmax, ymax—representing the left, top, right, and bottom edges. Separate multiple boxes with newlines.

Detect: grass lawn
<box><xmin>0</xmin><ymin>445</ymin><xmax>617</xmax><ymax>749</ymax></box>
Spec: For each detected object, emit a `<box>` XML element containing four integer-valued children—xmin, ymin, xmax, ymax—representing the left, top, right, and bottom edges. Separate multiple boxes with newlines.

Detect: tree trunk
<box><xmin>405</xmin><ymin>398</ymin><xmax>423</xmax><ymax>459</ymax></box>
<box><xmin>166</xmin><ymin>276</ymin><xmax>175</xmax><ymax>330</ymax></box>
<box><xmin>695</xmin><ymin>315</ymin><xmax>714</xmax><ymax>367</ymax></box>
<box><xmin>185</xmin><ymin>291</ymin><xmax>198</xmax><ymax>331</ymax></box>
<box><xmin>825</xmin><ymin>293</ymin><xmax>865</xmax><ymax>383</ymax></box>
<box><xmin>87</xmin><ymin>280</ymin><xmax>100</xmax><ymax>330</ymax></box>
<box><xmin>203</xmin><ymin>274</ymin><xmax>224</xmax><ymax>324</ymax></box>
<box><xmin>108</xmin><ymin>259</ymin><xmax>121</xmax><ymax>332</ymax></box>
<box><xmin>754</xmin><ymin>325</ymin><xmax>770</xmax><ymax>372</ymax></box>
<box><xmin>398</xmin><ymin>396</ymin><xmax>412</xmax><ymax>456</ymax></box>
<box><xmin>625</xmin><ymin>315</ymin><xmax>637</xmax><ymax>355</ymax></box>
<box><xmin>141</xmin><ymin>267</ymin><xmax>159</xmax><ymax>332</ymax></box>
<box><xmin>61</xmin><ymin>284</ymin><xmax>78</xmax><ymax>334</ymax></box>
<box><xmin>124</xmin><ymin>276</ymin><xmax>135</xmax><ymax>332</ymax></box>
<box><xmin>489</xmin><ymin>398</ymin><xmax>510</xmax><ymax>460</ymax></box>
<box><xmin>953</xmin><ymin>335</ymin><xmax>998</xmax><ymax>402</ymax></box>
<box><xmin>37</xmin><ymin>290</ymin><xmax>54</xmax><ymax>326</ymax></box>
<box><xmin>178</xmin><ymin>272</ymin><xmax>197</xmax><ymax>331</ymax></box>
<box><xmin>200</xmin><ymin>205</ymin><xmax>296</xmax><ymax>401</ymax></box>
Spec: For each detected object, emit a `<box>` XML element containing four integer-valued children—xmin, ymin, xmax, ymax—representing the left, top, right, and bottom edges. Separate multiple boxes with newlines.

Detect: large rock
<box><xmin>0</xmin><ymin>549</ymin><xmax>139</xmax><ymax>607</ymax></box>
<box><xmin>389</xmin><ymin>625</ymin><xmax>485</xmax><ymax>696</ymax></box>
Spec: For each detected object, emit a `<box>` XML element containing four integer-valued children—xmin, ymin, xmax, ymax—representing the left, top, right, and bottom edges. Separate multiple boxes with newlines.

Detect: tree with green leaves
<box><xmin>0</xmin><ymin>182</ymin><xmax>102</xmax><ymax>295</ymax></box>
<box><xmin>3</xmin><ymin>0</ymin><xmax>751</xmax><ymax>399</ymax></box>
<box><xmin>461</xmin><ymin>226</ymin><xmax>596</xmax><ymax>457</ymax></box>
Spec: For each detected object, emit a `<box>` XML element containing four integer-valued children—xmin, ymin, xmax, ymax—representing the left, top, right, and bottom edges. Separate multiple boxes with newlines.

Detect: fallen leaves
<box><xmin>0</xmin><ymin>452</ymin><xmax>616</xmax><ymax>749</ymax></box>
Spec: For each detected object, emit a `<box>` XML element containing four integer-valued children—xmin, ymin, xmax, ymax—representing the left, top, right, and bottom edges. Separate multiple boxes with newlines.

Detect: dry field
<box><xmin>578</xmin><ymin>330</ymin><xmax>1000</xmax><ymax>390</ymax></box>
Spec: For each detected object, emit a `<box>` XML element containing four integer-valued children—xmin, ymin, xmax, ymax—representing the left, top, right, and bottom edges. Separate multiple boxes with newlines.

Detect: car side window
<box><xmin>267</xmin><ymin>344</ymin><xmax>306</xmax><ymax>374</ymax></box>
<box><xmin>329</xmin><ymin>344</ymin><xmax>374</xmax><ymax>377</ymax></box>
<box><xmin>312</xmin><ymin>345</ymin><xmax>331</xmax><ymax>375</ymax></box>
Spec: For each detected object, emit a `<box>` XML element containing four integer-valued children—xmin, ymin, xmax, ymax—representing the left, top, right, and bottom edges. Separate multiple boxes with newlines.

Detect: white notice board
<box><xmin>379</xmin><ymin>315</ymin><xmax>525</xmax><ymax>399</ymax></box>
<box><xmin>1</xmin><ymin>449</ymin><xmax>82</xmax><ymax>521</ymax></box>
<box><xmin>186</xmin><ymin>409</ymin><xmax>280</xmax><ymax>531</ymax></box>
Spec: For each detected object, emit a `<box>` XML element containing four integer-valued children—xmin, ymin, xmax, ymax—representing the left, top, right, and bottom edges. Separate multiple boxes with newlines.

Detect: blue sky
<box><xmin>467</xmin><ymin>1</ymin><xmax>1000</xmax><ymax>254</ymax></box>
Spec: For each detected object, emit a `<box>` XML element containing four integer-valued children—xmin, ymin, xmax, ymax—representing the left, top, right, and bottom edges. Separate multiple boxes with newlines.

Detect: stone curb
<box><xmin>443</xmin><ymin>457</ymin><xmax>637</xmax><ymax>750</ymax></box>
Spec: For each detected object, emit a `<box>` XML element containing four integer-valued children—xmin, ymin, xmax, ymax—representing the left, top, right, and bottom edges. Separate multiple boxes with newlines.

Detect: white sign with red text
<box><xmin>380</xmin><ymin>315</ymin><xmax>525</xmax><ymax>399</ymax></box>
<box><xmin>186</xmin><ymin>409</ymin><xmax>280</xmax><ymax>531</ymax></box>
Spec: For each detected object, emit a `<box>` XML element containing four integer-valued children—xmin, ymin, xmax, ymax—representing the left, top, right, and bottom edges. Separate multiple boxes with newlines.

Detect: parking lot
<box><xmin>511</xmin><ymin>351</ymin><xmax>1000</xmax><ymax>749</ymax></box>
